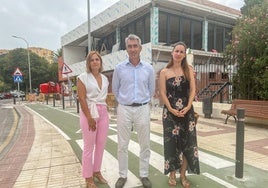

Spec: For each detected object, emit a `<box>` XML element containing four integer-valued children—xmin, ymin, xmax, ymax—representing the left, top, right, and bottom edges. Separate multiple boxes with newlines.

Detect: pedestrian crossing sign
<box><xmin>14</xmin><ymin>75</ymin><xmax>23</xmax><ymax>83</ymax></box>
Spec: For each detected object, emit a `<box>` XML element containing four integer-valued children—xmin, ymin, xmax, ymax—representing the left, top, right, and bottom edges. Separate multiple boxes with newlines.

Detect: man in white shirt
<box><xmin>112</xmin><ymin>34</ymin><xmax>155</xmax><ymax>188</ymax></box>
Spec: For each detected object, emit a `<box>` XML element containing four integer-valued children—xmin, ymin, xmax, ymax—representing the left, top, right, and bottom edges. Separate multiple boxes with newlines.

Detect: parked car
<box><xmin>13</xmin><ymin>91</ymin><xmax>26</xmax><ymax>98</ymax></box>
<box><xmin>10</xmin><ymin>90</ymin><xmax>24</xmax><ymax>97</ymax></box>
<box><xmin>2</xmin><ymin>92</ymin><xmax>13</xmax><ymax>99</ymax></box>
<box><xmin>0</xmin><ymin>93</ymin><xmax>4</xmax><ymax>99</ymax></box>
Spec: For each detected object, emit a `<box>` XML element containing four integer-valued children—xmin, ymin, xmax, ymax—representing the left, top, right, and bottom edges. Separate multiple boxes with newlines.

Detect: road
<box><xmin>0</xmin><ymin>99</ymin><xmax>19</xmax><ymax>160</ymax></box>
<box><xmin>23</xmin><ymin>103</ymin><xmax>268</xmax><ymax>188</ymax></box>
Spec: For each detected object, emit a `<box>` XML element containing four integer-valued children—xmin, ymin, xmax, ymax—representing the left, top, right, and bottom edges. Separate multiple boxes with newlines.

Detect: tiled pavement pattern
<box><xmin>0</xmin><ymin>105</ymin><xmax>85</xmax><ymax>188</ymax></box>
<box><xmin>150</xmin><ymin>114</ymin><xmax>268</xmax><ymax>171</ymax></box>
<box><xmin>0</xmin><ymin>101</ymin><xmax>267</xmax><ymax>188</ymax></box>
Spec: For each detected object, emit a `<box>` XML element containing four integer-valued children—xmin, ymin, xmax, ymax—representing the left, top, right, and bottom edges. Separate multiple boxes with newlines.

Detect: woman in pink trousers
<box><xmin>77</xmin><ymin>51</ymin><xmax>109</xmax><ymax>188</ymax></box>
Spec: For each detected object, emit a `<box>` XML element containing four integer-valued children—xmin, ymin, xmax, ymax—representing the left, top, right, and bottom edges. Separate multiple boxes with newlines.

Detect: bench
<box><xmin>221</xmin><ymin>99</ymin><xmax>268</xmax><ymax>124</ymax></box>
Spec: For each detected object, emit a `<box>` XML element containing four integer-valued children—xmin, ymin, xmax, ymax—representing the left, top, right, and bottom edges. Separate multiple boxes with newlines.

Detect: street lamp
<box><xmin>87</xmin><ymin>0</ymin><xmax>91</xmax><ymax>53</ymax></box>
<box><xmin>12</xmin><ymin>35</ymin><xmax>32</xmax><ymax>93</ymax></box>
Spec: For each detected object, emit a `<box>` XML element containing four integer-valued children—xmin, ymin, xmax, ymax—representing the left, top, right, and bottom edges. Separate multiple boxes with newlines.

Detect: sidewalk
<box><xmin>0</xmin><ymin>104</ymin><xmax>85</xmax><ymax>188</ymax></box>
<box><xmin>150</xmin><ymin>107</ymin><xmax>268</xmax><ymax>171</ymax></box>
<box><xmin>0</xmin><ymin>101</ymin><xmax>268</xmax><ymax>188</ymax></box>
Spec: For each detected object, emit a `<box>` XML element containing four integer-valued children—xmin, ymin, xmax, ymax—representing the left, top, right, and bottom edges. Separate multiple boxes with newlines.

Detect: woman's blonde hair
<box><xmin>166</xmin><ymin>41</ymin><xmax>190</xmax><ymax>81</ymax></box>
<box><xmin>86</xmin><ymin>51</ymin><xmax>103</xmax><ymax>73</ymax></box>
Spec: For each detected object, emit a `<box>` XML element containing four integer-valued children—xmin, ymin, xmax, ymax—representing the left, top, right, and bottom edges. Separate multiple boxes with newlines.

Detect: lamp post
<box><xmin>12</xmin><ymin>35</ymin><xmax>32</xmax><ymax>93</ymax></box>
<box><xmin>87</xmin><ymin>0</ymin><xmax>91</xmax><ymax>53</ymax></box>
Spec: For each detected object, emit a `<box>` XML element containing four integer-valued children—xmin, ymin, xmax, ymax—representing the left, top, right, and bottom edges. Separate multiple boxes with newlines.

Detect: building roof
<box><xmin>189</xmin><ymin>0</ymin><xmax>241</xmax><ymax>15</ymax></box>
<box><xmin>61</xmin><ymin>0</ymin><xmax>241</xmax><ymax>48</ymax></box>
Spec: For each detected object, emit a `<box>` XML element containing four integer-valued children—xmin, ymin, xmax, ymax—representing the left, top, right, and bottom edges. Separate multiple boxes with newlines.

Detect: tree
<box><xmin>224</xmin><ymin>0</ymin><xmax>268</xmax><ymax>100</ymax></box>
<box><xmin>48</xmin><ymin>62</ymin><xmax>59</xmax><ymax>83</ymax></box>
<box><xmin>54</xmin><ymin>48</ymin><xmax>62</xmax><ymax>58</ymax></box>
<box><xmin>240</xmin><ymin>0</ymin><xmax>264</xmax><ymax>15</ymax></box>
<box><xmin>0</xmin><ymin>48</ymin><xmax>57</xmax><ymax>93</ymax></box>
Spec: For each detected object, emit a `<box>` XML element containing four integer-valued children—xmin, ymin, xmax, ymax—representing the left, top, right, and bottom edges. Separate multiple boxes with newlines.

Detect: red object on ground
<box><xmin>39</xmin><ymin>82</ymin><xmax>60</xmax><ymax>94</ymax></box>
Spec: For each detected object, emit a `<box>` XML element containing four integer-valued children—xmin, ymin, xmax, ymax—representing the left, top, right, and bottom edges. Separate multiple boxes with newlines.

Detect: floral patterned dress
<box><xmin>162</xmin><ymin>76</ymin><xmax>200</xmax><ymax>175</ymax></box>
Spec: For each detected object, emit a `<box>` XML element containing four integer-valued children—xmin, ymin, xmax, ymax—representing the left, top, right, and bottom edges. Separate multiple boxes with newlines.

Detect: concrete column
<box><xmin>116</xmin><ymin>27</ymin><xmax>120</xmax><ymax>44</ymax></box>
<box><xmin>150</xmin><ymin>6</ymin><xmax>159</xmax><ymax>45</ymax></box>
<box><xmin>202</xmin><ymin>18</ymin><xmax>208</xmax><ymax>51</ymax></box>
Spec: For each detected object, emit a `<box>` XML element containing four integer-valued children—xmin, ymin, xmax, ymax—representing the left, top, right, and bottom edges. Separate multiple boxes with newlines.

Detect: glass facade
<box><xmin>208</xmin><ymin>23</ymin><xmax>232</xmax><ymax>52</ymax></box>
<box><xmin>159</xmin><ymin>12</ymin><xmax>203</xmax><ymax>49</ymax></box>
<box><xmin>96</xmin><ymin>11</ymin><xmax>233</xmax><ymax>53</ymax></box>
<box><xmin>120</xmin><ymin>14</ymin><xmax>151</xmax><ymax>50</ymax></box>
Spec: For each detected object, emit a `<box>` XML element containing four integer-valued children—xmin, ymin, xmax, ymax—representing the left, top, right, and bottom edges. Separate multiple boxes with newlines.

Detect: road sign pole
<box><xmin>17</xmin><ymin>82</ymin><xmax>20</xmax><ymax>92</ymax></box>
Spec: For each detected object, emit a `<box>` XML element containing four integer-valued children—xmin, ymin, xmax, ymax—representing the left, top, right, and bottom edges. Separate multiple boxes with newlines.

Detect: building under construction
<box><xmin>60</xmin><ymin>0</ymin><xmax>241</xmax><ymax>105</ymax></box>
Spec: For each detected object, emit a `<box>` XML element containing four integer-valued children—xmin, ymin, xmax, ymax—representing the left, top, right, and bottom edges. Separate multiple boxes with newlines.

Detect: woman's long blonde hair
<box><xmin>166</xmin><ymin>42</ymin><xmax>190</xmax><ymax>81</ymax></box>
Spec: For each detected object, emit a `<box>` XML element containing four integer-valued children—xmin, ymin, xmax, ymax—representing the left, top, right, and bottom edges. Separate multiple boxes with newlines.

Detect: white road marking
<box><xmin>203</xmin><ymin>172</ymin><xmax>238</xmax><ymax>188</ymax></box>
<box><xmin>76</xmin><ymin>129</ymin><xmax>81</xmax><ymax>133</ymax></box>
<box><xmin>25</xmin><ymin>105</ymin><xmax>71</xmax><ymax>140</ymax></box>
<box><xmin>150</xmin><ymin>133</ymin><xmax>234</xmax><ymax>169</ymax></box>
<box><xmin>76</xmin><ymin>139</ymin><xmax>142</xmax><ymax>187</ymax></box>
<box><xmin>39</xmin><ymin>105</ymin><xmax>237</xmax><ymax>187</ymax></box>
<box><xmin>46</xmin><ymin>105</ymin><xmax>79</xmax><ymax>117</ymax></box>
<box><xmin>108</xmin><ymin>135</ymin><xmax>164</xmax><ymax>171</ymax></box>
<box><xmin>199</xmin><ymin>151</ymin><xmax>234</xmax><ymax>169</ymax></box>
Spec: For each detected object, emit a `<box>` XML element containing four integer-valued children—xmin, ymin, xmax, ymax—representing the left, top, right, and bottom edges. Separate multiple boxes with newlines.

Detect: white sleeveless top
<box><xmin>78</xmin><ymin>72</ymin><xmax>109</xmax><ymax>119</ymax></box>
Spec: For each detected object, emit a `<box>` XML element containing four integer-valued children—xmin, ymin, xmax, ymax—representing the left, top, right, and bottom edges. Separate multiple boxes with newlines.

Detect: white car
<box><xmin>11</xmin><ymin>90</ymin><xmax>26</xmax><ymax>98</ymax></box>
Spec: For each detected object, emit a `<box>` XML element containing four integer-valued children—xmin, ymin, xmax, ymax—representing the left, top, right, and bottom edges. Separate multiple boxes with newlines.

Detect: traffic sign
<box><xmin>14</xmin><ymin>75</ymin><xmax>23</xmax><ymax>83</ymax></box>
<box><xmin>62</xmin><ymin>63</ymin><xmax>72</xmax><ymax>74</ymax></box>
<box><xmin>13</xmin><ymin>67</ymin><xmax>23</xmax><ymax>76</ymax></box>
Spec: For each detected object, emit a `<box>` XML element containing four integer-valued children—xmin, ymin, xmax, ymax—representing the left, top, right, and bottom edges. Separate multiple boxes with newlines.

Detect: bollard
<box><xmin>202</xmin><ymin>97</ymin><xmax>212</xmax><ymax>118</ymax></box>
<box><xmin>62</xmin><ymin>94</ymin><xmax>65</xmax><ymax>110</ymax></box>
<box><xmin>13</xmin><ymin>97</ymin><xmax>16</xmax><ymax>105</ymax></box>
<box><xmin>76</xmin><ymin>98</ymin><xmax>79</xmax><ymax>113</ymax></box>
<box><xmin>46</xmin><ymin>94</ymin><xmax>49</xmax><ymax>105</ymax></box>
<box><xmin>53</xmin><ymin>94</ymin><xmax>56</xmax><ymax>107</ymax></box>
<box><xmin>235</xmin><ymin>108</ymin><xmax>245</xmax><ymax>178</ymax></box>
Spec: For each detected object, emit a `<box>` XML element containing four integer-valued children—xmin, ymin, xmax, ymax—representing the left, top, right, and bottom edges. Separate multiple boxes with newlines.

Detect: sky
<box><xmin>0</xmin><ymin>0</ymin><xmax>244</xmax><ymax>52</ymax></box>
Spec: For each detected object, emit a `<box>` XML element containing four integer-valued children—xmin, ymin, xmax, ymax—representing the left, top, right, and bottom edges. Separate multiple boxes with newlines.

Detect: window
<box><xmin>181</xmin><ymin>18</ymin><xmax>191</xmax><ymax>47</ymax></box>
<box><xmin>208</xmin><ymin>24</ymin><xmax>215</xmax><ymax>51</ymax></box>
<box><xmin>120</xmin><ymin>14</ymin><xmax>150</xmax><ymax>50</ymax></box>
<box><xmin>158</xmin><ymin>11</ymin><xmax>202</xmax><ymax>49</ymax></box>
<box><xmin>128</xmin><ymin>23</ymin><xmax>135</xmax><ymax>35</ymax></box>
<box><xmin>120</xmin><ymin>28</ymin><xmax>128</xmax><ymax>50</ymax></box>
<box><xmin>216</xmin><ymin>27</ymin><xmax>223</xmax><ymax>52</ymax></box>
<box><xmin>209</xmin><ymin>72</ymin><xmax>216</xmax><ymax>80</ymax></box>
<box><xmin>144</xmin><ymin>16</ymin><xmax>150</xmax><ymax>43</ymax></box>
<box><xmin>136</xmin><ymin>19</ymin><xmax>145</xmax><ymax>43</ymax></box>
<box><xmin>193</xmin><ymin>21</ymin><xmax>202</xmax><ymax>50</ymax></box>
<box><xmin>169</xmin><ymin>15</ymin><xmax>180</xmax><ymax>44</ymax></box>
<box><xmin>222</xmin><ymin>73</ymin><xmax>228</xmax><ymax>80</ymax></box>
<box><xmin>159</xmin><ymin>13</ymin><xmax>168</xmax><ymax>43</ymax></box>
<box><xmin>208</xmin><ymin>23</ymin><xmax>232</xmax><ymax>52</ymax></box>
<box><xmin>224</xmin><ymin>28</ymin><xmax>232</xmax><ymax>48</ymax></box>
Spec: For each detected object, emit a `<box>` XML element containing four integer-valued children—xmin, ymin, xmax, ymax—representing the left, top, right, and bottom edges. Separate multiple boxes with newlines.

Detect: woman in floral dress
<box><xmin>159</xmin><ymin>42</ymin><xmax>200</xmax><ymax>187</ymax></box>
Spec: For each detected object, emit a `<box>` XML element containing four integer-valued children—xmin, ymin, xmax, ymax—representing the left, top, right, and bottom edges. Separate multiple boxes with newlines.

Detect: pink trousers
<box><xmin>80</xmin><ymin>104</ymin><xmax>109</xmax><ymax>178</ymax></box>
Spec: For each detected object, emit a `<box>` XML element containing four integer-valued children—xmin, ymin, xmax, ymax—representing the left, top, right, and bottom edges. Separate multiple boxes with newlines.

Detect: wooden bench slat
<box><xmin>221</xmin><ymin>99</ymin><xmax>268</xmax><ymax>124</ymax></box>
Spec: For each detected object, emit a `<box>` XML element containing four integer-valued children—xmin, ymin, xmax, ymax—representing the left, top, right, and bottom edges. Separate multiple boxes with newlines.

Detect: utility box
<box><xmin>203</xmin><ymin>97</ymin><xmax>212</xmax><ymax>118</ymax></box>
